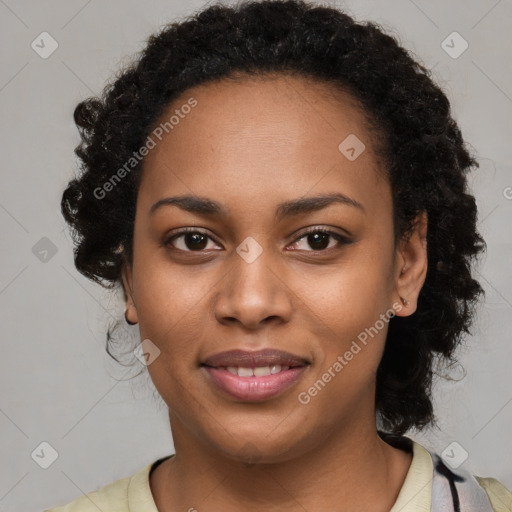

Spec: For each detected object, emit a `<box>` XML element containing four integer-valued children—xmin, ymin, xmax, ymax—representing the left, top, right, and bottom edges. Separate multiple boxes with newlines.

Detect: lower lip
<box><xmin>202</xmin><ymin>366</ymin><xmax>308</xmax><ymax>402</ymax></box>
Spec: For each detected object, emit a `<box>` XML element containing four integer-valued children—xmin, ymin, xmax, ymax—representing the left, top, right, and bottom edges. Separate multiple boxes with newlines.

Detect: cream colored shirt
<box><xmin>45</xmin><ymin>440</ymin><xmax>511</xmax><ymax>511</ymax></box>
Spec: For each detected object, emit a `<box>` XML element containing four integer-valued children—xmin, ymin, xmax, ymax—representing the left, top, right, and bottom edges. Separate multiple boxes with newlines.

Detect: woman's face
<box><xmin>122</xmin><ymin>74</ymin><xmax>427</xmax><ymax>463</ymax></box>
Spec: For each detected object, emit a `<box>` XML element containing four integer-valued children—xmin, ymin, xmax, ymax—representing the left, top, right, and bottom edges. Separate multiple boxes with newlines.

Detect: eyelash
<box><xmin>163</xmin><ymin>226</ymin><xmax>352</xmax><ymax>254</ymax></box>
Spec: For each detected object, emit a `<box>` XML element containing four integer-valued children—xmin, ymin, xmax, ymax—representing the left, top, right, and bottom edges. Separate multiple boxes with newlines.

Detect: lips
<box><xmin>201</xmin><ymin>349</ymin><xmax>310</xmax><ymax>402</ymax></box>
<box><xmin>202</xmin><ymin>349</ymin><xmax>310</xmax><ymax>369</ymax></box>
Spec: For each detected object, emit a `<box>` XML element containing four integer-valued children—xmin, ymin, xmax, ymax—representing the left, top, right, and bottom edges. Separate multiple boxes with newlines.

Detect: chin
<box><xmin>204</xmin><ymin>426</ymin><xmax>310</xmax><ymax>466</ymax></box>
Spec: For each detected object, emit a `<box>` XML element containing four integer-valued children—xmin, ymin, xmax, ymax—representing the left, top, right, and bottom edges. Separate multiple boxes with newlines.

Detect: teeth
<box><xmin>237</xmin><ymin>367</ymin><xmax>254</xmax><ymax>377</ymax></box>
<box><xmin>253</xmin><ymin>366</ymin><xmax>271</xmax><ymax>376</ymax></box>
<box><xmin>224</xmin><ymin>365</ymin><xmax>290</xmax><ymax>377</ymax></box>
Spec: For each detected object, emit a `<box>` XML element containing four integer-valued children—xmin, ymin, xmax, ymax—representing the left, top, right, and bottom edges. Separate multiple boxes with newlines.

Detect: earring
<box><xmin>400</xmin><ymin>296</ymin><xmax>409</xmax><ymax>307</ymax></box>
<box><xmin>125</xmin><ymin>309</ymin><xmax>137</xmax><ymax>325</ymax></box>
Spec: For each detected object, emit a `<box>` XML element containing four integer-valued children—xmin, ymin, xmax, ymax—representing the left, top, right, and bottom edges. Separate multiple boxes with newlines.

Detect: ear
<box><xmin>393</xmin><ymin>211</ymin><xmax>428</xmax><ymax>316</ymax></box>
<box><xmin>121</xmin><ymin>260</ymin><xmax>138</xmax><ymax>324</ymax></box>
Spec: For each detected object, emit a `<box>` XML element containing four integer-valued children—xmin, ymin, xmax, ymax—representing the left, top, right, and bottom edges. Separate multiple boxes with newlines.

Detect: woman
<box><xmin>47</xmin><ymin>0</ymin><xmax>511</xmax><ymax>510</ymax></box>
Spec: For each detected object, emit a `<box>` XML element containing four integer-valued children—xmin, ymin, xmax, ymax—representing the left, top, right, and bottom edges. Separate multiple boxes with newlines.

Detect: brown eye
<box><xmin>164</xmin><ymin>229</ymin><xmax>219</xmax><ymax>252</ymax></box>
<box><xmin>289</xmin><ymin>229</ymin><xmax>351</xmax><ymax>252</ymax></box>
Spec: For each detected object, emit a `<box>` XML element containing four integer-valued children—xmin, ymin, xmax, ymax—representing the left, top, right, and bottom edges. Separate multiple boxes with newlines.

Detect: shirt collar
<box><xmin>389</xmin><ymin>439</ymin><xmax>433</xmax><ymax>512</ymax></box>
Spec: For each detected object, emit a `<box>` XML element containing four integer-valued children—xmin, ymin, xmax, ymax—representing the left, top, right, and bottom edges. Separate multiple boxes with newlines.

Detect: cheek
<box><xmin>295</xmin><ymin>244</ymin><xmax>394</xmax><ymax>329</ymax></box>
<box><xmin>296</xmin><ymin>245</ymin><xmax>394</xmax><ymax>381</ymax></box>
<box><xmin>133</xmin><ymin>250</ymin><xmax>211</xmax><ymax>337</ymax></box>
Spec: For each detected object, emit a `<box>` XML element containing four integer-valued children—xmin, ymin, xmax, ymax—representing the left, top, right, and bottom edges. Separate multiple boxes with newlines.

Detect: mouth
<box><xmin>201</xmin><ymin>349</ymin><xmax>310</xmax><ymax>402</ymax></box>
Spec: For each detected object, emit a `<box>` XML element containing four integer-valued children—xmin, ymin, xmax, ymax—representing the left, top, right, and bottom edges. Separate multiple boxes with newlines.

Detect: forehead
<box><xmin>138</xmin><ymin>73</ymin><xmax>390</xmax><ymax>218</ymax></box>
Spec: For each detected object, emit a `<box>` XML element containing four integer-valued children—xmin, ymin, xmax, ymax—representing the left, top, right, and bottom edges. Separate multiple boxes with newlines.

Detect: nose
<box><xmin>213</xmin><ymin>248</ymin><xmax>293</xmax><ymax>330</ymax></box>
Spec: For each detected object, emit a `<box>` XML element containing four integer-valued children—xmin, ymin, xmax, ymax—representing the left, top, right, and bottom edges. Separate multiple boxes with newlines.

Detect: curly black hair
<box><xmin>61</xmin><ymin>0</ymin><xmax>486</xmax><ymax>435</ymax></box>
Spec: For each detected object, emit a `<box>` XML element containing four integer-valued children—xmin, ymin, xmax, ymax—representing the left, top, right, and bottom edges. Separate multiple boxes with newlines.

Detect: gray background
<box><xmin>0</xmin><ymin>0</ymin><xmax>511</xmax><ymax>510</ymax></box>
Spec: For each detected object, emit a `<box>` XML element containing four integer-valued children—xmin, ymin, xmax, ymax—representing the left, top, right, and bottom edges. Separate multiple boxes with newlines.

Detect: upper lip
<box><xmin>202</xmin><ymin>349</ymin><xmax>310</xmax><ymax>368</ymax></box>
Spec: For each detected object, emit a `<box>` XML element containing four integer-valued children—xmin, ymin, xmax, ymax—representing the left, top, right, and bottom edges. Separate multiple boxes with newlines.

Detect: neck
<box><xmin>150</xmin><ymin>413</ymin><xmax>412</xmax><ymax>512</ymax></box>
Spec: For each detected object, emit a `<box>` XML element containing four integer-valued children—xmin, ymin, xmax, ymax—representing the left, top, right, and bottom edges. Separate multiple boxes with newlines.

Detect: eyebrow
<box><xmin>149</xmin><ymin>192</ymin><xmax>365</xmax><ymax>220</ymax></box>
